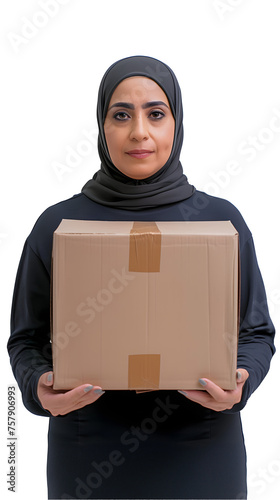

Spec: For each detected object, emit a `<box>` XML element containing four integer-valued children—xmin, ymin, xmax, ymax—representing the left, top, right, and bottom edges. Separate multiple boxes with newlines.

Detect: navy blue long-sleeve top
<box><xmin>8</xmin><ymin>190</ymin><xmax>276</xmax><ymax>417</ymax></box>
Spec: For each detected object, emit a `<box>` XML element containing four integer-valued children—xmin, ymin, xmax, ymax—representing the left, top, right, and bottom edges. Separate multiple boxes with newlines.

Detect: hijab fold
<box><xmin>82</xmin><ymin>55</ymin><xmax>195</xmax><ymax>210</ymax></box>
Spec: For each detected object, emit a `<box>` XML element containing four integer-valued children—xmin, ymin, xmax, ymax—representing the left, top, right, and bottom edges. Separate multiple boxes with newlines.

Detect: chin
<box><xmin>123</xmin><ymin>167</ymin><xmax>161</xmax><ymax>180</ymax></box>
<box><xmin>129</xmin><ymin>173</ymin><xmax>156</xmax><ymax>181</ymax></box>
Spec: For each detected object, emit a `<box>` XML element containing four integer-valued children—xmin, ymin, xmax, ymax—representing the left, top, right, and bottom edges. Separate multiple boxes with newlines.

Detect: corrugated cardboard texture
<box><xmin>52</xmin><ymin>220</ymin><xmax>239</xmax><ymax>391</ymax></box>
<box><xmin>128</xmin><ymin>354</ymin><xmax>161</xmax><ymax>389</ymax></box>
<box><xmin>129</xmin><ymin>222</ymin><xmax>161</xmax><ymax>272</ymax></box>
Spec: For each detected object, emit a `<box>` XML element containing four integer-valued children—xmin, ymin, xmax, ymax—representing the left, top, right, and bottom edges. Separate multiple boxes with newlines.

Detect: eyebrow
<box><xmin>108</xmin><ymin>100</ymin><xmax>169</xmax><ymax>111</ymax></box>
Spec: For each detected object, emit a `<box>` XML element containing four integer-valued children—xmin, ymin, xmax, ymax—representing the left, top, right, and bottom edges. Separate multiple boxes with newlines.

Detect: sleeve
<box><xmin>7</xmin><ymin>239</ymin><xmax>53</xmax><ymax>417</ymax></box>
<box><xmin>223</xmin><ymin>234</ymin><xmax>276</xmax><ymax>414</ymax></box>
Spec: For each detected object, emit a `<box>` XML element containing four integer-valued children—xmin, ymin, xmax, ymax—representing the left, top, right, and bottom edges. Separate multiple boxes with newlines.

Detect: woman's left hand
<box><xmin>178</xmin><ymin>369</ymin><xmax>249</xmax><ymax>412</ymax></box>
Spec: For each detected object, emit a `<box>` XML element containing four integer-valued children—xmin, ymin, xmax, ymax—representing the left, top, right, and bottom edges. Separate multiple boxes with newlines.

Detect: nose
<box><xmin>129</xmin><ymin>115</ymin><xmax>149</xmax><ymax>142</ymax></box>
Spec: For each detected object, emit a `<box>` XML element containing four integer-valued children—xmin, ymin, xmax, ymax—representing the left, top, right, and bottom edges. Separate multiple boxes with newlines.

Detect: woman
<box><xmin>8</xmin><ymin>55</ymin><xmax>275</xmax><ymax>499</ymax></box>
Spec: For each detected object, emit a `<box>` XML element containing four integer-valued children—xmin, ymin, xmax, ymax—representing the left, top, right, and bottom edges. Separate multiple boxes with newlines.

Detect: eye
<box><xmin>113</xmin><ymin>111</ymin><xmax>130</xmax><ymax>121</ymax></box>
<box><xmin>149</xmin><ymin>110</ymin><xmax>165</xmax><ymax>120</ymax></box>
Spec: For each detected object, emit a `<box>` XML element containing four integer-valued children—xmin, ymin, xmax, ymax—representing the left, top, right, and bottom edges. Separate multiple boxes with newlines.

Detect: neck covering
<box><xmin>82</xmin><ymin>55</ymin><xmax>195</xmax><ymax>210</ymax></box>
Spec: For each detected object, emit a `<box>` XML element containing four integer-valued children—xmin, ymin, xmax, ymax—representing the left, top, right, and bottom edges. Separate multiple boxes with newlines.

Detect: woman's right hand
<box><xmin>37</xmin><ymin>371</ymin><xmax>105</xmax><ymax>416</ymax></box>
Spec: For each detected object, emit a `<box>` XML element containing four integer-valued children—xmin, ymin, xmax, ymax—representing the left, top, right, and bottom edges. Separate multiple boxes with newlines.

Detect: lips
<box><xmin>126</xmin><ymin>149</ymin><xmax>154</xmax><ymax>159</ymax></box>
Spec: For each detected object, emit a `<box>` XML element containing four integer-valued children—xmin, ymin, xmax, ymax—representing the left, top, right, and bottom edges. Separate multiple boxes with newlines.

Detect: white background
<box><xmin>1</xmin><ymin>1</ymin><xmax>280</xmax><ymax>499</ymax></box>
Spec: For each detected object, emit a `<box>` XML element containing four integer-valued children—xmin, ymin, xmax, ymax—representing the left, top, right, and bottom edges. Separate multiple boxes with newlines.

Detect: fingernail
<box><xmin>94</xmin><ymin>388</ymin><xmax>105</xmax><ymax>395</ymax></box>
<box><xmin>47</xmin><ymin>373</ymin><xmax>53</xmax><ymax>382</ymax></box>
<box><xmin>178</xmin><ymin>390</ymin><xmax>188</xmax><ymax>396</ymax></box>
<box><xmin>84</xmin><ymin>385</ymin><xmax>93</xmax><ymax>393</ymax></box>
<box><xmin>199</xmin><ymin>379</ymin><xmax>207</xmax><ymax>387</ymax></box>
<box><xmin>237</xmin><ymin>371</ymin><xmax>242</xmax><ymax>380</ymax></box>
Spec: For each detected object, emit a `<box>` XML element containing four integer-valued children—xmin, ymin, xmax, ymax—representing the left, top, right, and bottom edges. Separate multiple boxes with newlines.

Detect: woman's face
<box><xmin>104</xmin><ymin>76</ymin><xmax>175</xmax><ymax>180</ymax></box>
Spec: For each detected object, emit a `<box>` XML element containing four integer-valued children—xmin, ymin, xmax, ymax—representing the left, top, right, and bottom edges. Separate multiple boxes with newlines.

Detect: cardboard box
<box><xmin>51</xmin><ymin>220</ymin><xmax>239</xmax><ymax>391</ymax></box>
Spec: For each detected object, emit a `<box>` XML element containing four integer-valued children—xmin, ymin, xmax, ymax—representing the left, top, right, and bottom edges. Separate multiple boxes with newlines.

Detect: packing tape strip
<box><xmin>128</xmin><ymin>354</ymin><xmax>161</xmax><ymax>389</ymax></box>
<box><xmin>129</xmin><ymin>221</ymin><xmax>161</xmax><ymax>272</ymax></box>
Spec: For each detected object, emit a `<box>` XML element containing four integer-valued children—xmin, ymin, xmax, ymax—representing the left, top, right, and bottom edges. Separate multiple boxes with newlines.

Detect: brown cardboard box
<box><xmin>51</xmin><ymin>220</ymin><xmax>239</xmax><ymax>391</ymax></box>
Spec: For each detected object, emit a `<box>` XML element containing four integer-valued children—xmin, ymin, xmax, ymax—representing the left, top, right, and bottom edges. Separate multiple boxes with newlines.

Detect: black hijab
<box><xmin>82</xmin><ymin>55</ymin><xmax>195</xmax><ymax>210</ymax></box>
